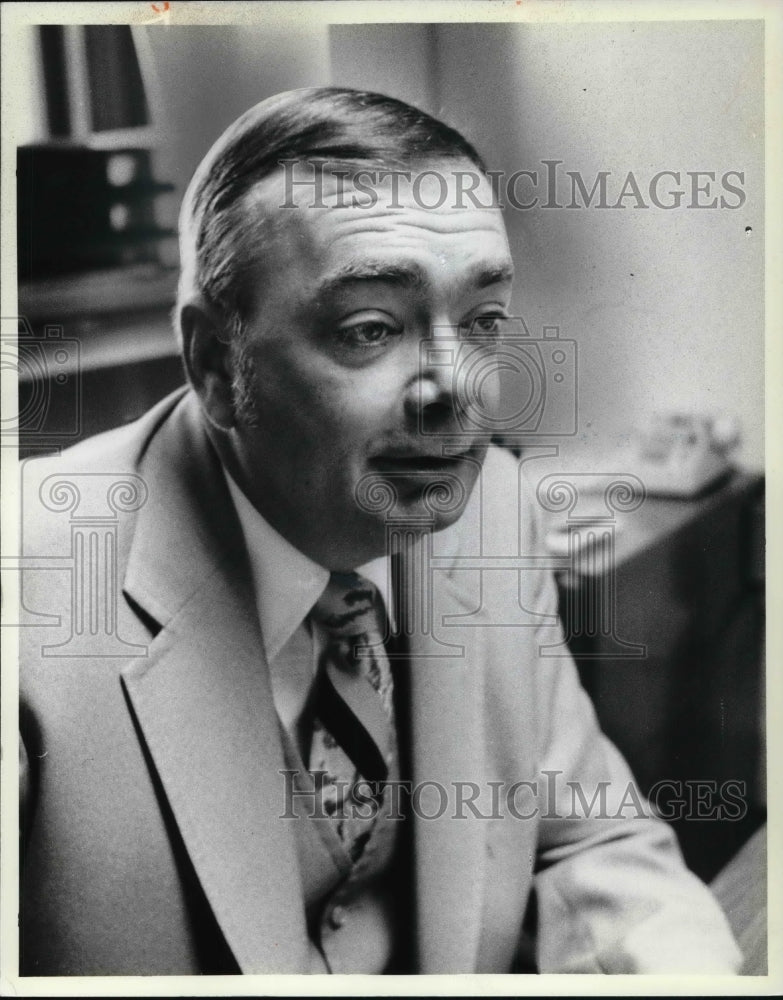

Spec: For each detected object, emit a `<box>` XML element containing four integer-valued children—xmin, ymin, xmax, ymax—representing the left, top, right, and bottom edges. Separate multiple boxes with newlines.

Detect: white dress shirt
<box><xmin>224</xmin><ymin>470</ymin><xmax>393</xmax><ymax>733</ymax></box>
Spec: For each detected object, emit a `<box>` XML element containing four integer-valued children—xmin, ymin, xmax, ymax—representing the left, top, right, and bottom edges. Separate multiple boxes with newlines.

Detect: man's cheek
<box><xmin>320</xmin><ymin>400</ymin><xmax>390</xmax><ymax>443</ymax></box>
<box><xmin>344</xmin><ymin>392</ymin><xmax>399</xmax><ymax>435</ymax></box>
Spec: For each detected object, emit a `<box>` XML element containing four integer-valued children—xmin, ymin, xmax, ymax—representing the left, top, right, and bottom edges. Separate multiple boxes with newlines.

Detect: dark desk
<box><xmin>555</xmin><ymin>472</ymin><xmax>765</xmax><ymax>880</ymax></box>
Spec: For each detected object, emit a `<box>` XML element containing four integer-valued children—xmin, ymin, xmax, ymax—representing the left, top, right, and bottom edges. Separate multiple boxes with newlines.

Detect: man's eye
<box><xmin>336</xmin><ymin>320</ymin><xmax>399</xmax><ymax>348</ymax></box>
<box><xmin>466</xmin><ymin>314</ymin><xmax>507</xmax><ymax>338</ymax></box>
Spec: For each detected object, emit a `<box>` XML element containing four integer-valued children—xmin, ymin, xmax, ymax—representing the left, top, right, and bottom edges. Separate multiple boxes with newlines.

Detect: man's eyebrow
<box><xmin>316</xmin><ymin>261</ymin><xmax>427</xmax><ymax>297</ymax></box>
<box><xmin>315</xmin><ymin>259</ymin><xmax>514</xmax><ymax>297</ymax></box>
<box><xmin>473</xmin><ymin>262</ymin><xmax>515</xmax><ymax>288</ymax></box>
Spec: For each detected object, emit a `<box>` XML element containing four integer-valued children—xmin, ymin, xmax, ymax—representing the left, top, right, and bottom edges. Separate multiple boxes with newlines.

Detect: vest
<box><xmin>278</xmin><ymin>721</ymin><xmax>409</xmax><ymax>972</ymax></box>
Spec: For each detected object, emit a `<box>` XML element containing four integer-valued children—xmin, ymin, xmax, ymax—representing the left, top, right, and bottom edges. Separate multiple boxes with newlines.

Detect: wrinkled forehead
<box><xmin>276</xmin><ymin>157</ymin><xmax>498</xmax><ymax>209</ymax></box>
<box><xmin>242</xmin><ymin>158</ymin><xmax>510</xmax><ymax>270</ymax></box>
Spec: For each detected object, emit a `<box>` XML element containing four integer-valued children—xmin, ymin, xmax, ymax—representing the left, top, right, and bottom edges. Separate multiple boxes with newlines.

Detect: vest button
<box><xmin>328</xmin><ymin>904</ymin><xmax>347</xmax><ymax>929</ymax></box>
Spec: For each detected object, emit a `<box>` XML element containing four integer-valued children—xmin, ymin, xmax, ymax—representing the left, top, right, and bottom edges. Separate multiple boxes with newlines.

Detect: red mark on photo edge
<box><xmin>151</xmin><ymin>1</ymin><xmax>170</xmax><ymax>12</ymax></box>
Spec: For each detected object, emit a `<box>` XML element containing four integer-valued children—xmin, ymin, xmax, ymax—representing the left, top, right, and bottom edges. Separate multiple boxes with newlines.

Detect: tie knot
<box><xmin>312</xmin><ymin>572</ymin><xmax>381</xmax><ymax>638</ymax></box>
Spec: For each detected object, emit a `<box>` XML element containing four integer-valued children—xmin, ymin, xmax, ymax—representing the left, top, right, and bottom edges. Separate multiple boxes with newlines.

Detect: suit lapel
<box><xmin>406</xmin><ymin>557</ymin><xmax>490</xmax><ymax>973</ymax></box>
<box><xmin>120</xmin><ymin>393</ymin><xmax>308</xmax><ymax>972</ymax></box>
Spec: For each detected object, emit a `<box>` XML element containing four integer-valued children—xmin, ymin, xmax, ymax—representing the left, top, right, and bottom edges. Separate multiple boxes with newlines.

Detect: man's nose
<box><xmin>403</xmin><ymin>327</ymin><xmax>466</xmax><ymax>431</ymax></box>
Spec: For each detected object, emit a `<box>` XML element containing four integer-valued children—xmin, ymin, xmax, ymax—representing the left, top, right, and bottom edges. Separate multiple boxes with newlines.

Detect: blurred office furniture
<box><xmin>33</xmin><ymin>25</ymin><xmax>161</xmax><ymax>146</ymax></box>
<box><xmin>625</xmin><ymin>411</ymin><xmax>741</xmax><ymax>498</ymax></box>
<box><xmin>15</xmin><ymin>310</ymin><xmax>183</xmax><ymax>460</ymax></box>
<box><xmin>17</xmin><ymin>145</ymin><xmax>175</xmax><ymax>282</ymax></box>
<box><xmin>14</xmin><ymin>23</ymin><xmax>179</xmax><ymax>457</ymax></box>
<box><xmin>19</xmin><ymin>24</ymin><xmax>172</xmax><ymax>281</ymax></box>
<box><xmin>553</xmin><ymin>471</ymin><xmax>766</xmax><ymax>881</ymax></box>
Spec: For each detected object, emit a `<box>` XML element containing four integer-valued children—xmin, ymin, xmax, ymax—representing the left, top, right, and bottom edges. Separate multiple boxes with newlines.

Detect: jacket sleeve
<box><xmin>529</xmin><ymin>564</ymin><xmax>743</xmax><ymax>973</ymax></box>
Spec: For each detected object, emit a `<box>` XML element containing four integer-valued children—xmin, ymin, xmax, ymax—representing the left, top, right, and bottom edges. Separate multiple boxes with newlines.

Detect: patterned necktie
<box><xmin>308</xmin><ymin>571</ymin><xmax>395</xmax><ymax>861</ymax></box>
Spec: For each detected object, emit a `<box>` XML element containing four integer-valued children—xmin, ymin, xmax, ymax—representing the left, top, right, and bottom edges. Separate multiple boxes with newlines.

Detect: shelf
<box><xmin>19</xmin><ymin>263</ymin><xmax>178</xmax><ymax>322</ymax></box>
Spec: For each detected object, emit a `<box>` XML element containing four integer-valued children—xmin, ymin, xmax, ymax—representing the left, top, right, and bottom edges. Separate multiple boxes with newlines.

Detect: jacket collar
<box><xmin>122</xmin><ymin>391</ymin><xmax>240</xmax><ymax>628</ymax></box>
<box><xmin>404</xmin><ymin>551</ymin><xmax>491</xmax><ymax>973</ymax></box>
<box><xmin>121</xmin><ymin>392</ymin><xmax>310</xmax><ymax>971</ymax></box>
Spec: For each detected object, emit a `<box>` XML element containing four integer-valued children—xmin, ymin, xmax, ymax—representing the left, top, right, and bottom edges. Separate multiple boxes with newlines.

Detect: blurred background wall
<box><xmin>331</xmin><ymin>21</ymin><xmax>764</xmax><ymax>471</ymax></box>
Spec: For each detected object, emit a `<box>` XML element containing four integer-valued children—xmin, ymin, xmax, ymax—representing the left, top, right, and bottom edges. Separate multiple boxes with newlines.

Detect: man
<box><xmin>19</xmin><ymin>87</ymin><xmax>741</xmax><ymax>975</ymax></box>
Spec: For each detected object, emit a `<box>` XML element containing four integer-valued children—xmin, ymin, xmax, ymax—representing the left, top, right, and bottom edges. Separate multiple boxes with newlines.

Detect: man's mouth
<box><xmin>369</xmin><ymin>445</ymin><xmax>481</xmax><ymax>476</ymax></box>
<box><xmin>360</xmin><ymin>444</ymin><xmax>485</xmax><ymax>512</ymax></box>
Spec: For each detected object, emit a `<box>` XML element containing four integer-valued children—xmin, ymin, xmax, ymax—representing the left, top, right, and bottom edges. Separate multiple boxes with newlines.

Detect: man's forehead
<box><xmin>242</xmin><ymin>159</ymin><xmax>511</xmax><ymax>279</ymax></box>
<box><xmin>248</xmin><ymin>157</ymin><xmax>501</xmax><ymax>217</ymax></box>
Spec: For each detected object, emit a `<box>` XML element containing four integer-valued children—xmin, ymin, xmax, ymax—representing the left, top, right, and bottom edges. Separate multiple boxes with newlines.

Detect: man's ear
<box><xmin>179</xmin><ymin>300</ymin><xmax>236</xmax><ymax>430</ymax></box>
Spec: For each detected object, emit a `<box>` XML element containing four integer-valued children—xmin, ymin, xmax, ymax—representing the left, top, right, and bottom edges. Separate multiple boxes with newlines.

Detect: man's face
<box><xmin>226</xmin><ymin>160</ymin><xmax>514</xmax><ymax>569</ymax></box>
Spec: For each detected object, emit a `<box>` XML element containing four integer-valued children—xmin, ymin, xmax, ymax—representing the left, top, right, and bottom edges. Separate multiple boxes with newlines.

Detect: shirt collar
<box><xmin>224</xmin><ymin>469</ymin><xmax>394</xmax><ymax>663</ymax></box>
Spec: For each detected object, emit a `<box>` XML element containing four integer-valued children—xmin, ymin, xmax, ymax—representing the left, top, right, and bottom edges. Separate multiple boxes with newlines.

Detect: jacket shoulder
<box><xmin>482</xmin><ymin>445</ymin><xmax>545</xmax><ymax>547</ymax></box>
<box><xmin>20</xmin><ymin>388</ymin><xmax>190</xmax><ymax>548</ymax></box>
<box><xmin>23</xmin><ymin>386</ymin><xmax>189</xmax><ymax>476</ymax></box>
<box><xmin>442</xmin><ymin>444</ymin><xmax>547</xmax><ymax>562</ymax></box>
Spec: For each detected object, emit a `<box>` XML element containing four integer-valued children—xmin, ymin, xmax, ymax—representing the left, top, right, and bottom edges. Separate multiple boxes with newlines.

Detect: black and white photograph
<box><xmin>1</xmin><ymin>0</ymin><xmax>778</xmax><ymax>992</ymax></box>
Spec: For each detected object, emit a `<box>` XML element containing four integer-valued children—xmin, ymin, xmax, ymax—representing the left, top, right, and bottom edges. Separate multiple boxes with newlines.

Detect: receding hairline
<box><xmin>176</xmin><ymin>87</ymin><xmax>491</xmax><ymax>326</ymax></box>
<box><xmin>177</xmin><ymin>155</ymin><xmax>505</xmax><ymax>329</ymax></box>
<box><xmin>237</xmin><ymin>154</ymin><xmax>498</xmax><ymax>216</ymax></box>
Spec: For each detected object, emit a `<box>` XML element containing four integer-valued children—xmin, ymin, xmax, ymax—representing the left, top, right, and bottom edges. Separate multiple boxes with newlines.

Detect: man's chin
<box><xmin>424</xmin><ymin>500</ymin><xmax>472</xmax><ymax>534</ymax></box>
<box><xmin>356</xmin><ymin>452</ymin><xmax>483</xmax><ymax>531</ymax></box>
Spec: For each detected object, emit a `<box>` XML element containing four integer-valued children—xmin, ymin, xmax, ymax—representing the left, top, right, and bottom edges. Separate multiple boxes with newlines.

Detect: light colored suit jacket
<box><xmin>19</xmin><ymin>387</ymin><xmax>741</xmax><ymax>975</ymax></box>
